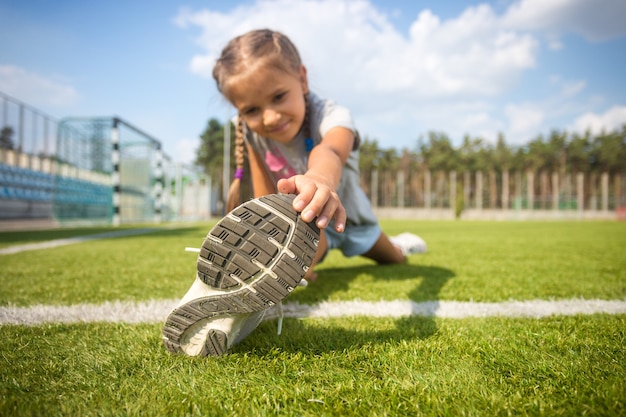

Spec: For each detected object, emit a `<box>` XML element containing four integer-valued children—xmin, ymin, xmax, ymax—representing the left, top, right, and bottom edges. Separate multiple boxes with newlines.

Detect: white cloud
<box><xmin>560</xmin><ymin>80</ymin><xmax>586</xmax><ymax>98</ymax></box>
<box><xmin>174</xmin><ymin>0</ymin><xmax>623</xmax><ymax>149</ymax></box>
<box><xmin>0</xmin><ymin>65</ymin><xmax>80</xmax><ymax>108</ymax></box>
<box><xmin>505</xmin><ymin>103</ymin><xmax>545</xmax><ymax>143</ymax></box>
<box><xmin>503</xmin><ymin>0</ymin><xmax>626</xmax><ymax>41</ymax></box>
<box><xmin>498</xmin><ymin>88</ymin><xmax>626</xmax><ymax>145</ymax></box>
<box><xmin>457</xmin><ymin>110</ymin><xmax>503</xmax><ymax>142</ymax></box>
<box><xmin>174</xmin><ymin>0</ymin><xmax>538</xmax><ymax>108</ymax></box>
<box><xmin>173</xmin><ymin>137</ymin><xmax>198</xmax><ymax>165</ymax></box>
<box><xmin>572</xmin><ymin>106</ymin><xmax>626</xmax><ymax>135</ymax></box>
<box><xmin>499</xmin><ymin>77</ymin><xmax>589</xmax><ymax>144</ymax></box>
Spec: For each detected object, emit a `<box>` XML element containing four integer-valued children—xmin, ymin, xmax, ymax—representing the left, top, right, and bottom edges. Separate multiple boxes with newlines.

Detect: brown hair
<box><xmin>214</xmin><ymin>29</ymin><xmax>310</xmax><ymax>211</ymax></box>
<box><xmin>213</xmin><ymin>29</ymin><xmax>303</xmax><ymax>95</ymax></box>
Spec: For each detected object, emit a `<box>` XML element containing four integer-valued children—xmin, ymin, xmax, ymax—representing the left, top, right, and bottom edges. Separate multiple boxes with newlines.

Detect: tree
<box><xmin>196</xmin><ymin>118</ymin><xmax>233</xmax><ymax>180</ymax></box>
<box><xmin>567</xmin><ymin>131</ymin><xmax>593</xmax><ymax>174</ymax></box>
<box><xmin>493</xmin><ymin>133</ymin><xmax>513</xmax><ymax>173</ymax></box>
<box><xmin>591</xmin><ymin>127</ymin><xmax>626</xmax><ymax>174</ymax></box>
<box><xmin>0</xmin><ymin>126</ymin><xmax>14</xmax><ymax>150</ymax></box>
<box><xmin>525</xmin><ymin>134</ymin><xmax>550</xmax><ymax>172</ymax></box>
<box><xmin>547</xmin><ymin>130</ymin><xmax>567</xmax><ymax>174</ymax></box>
<box><xmin>418</xmin><ymin>131</ymin><xmax>457</xmax><ymax>172</ymax></box>
<box><xmin>458</xmin><ymin>134</ymin><xmax>482</xmax><ymax>172</ymax></box>
<box><xmin>358</xmin><ymin>136</ymin><xmax>381</xmax><ymax>175</ymax></box>
<box><xmin>474</xmin><ymin>139</ymin><xmax>494</xmax><ymax>173</ymax></box>
<box><xmin>196</xmin><ymin>118</ymin><xmax>240</xmax><ymax>205</ymax></box>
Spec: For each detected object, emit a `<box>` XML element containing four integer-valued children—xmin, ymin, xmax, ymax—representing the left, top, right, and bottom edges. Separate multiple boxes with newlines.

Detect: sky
<box><xmin>1</xmin><ymin>0</ymin><xmax>625</xmax><ymax>164</ymax></box>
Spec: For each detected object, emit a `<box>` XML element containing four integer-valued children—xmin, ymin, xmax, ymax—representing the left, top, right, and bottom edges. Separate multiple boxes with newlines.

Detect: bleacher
<box><xmin>54</xmin><ymin>176</ymin><xmax>111</xmax><ymax>205</ymax></box>
<box><xmin>0</xmin><ymin>163</ymin><xmax>53</xmax><ymax>219</ymax></box>
<box><xmin>53</xmin><ymin>175</ymin><xmax>112</xmax><ymax>220</ymax></box>
<box><xmin>0</xmin><ymin>162</ymin><xmax>112</xmax><ymax>220</ymax></box>
<box><xmin>0</xmin><ymin>163</ymin><xmax>54</xmax><ymax>201</ymax></box>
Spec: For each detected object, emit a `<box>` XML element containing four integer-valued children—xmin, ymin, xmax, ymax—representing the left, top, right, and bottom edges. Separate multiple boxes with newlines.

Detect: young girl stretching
<box><xmin>162</xmin><ymin>29</ymin><xmax>426</xmax><ymax>357</ymax></box>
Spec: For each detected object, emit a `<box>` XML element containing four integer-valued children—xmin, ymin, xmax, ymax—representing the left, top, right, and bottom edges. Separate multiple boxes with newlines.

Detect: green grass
<box><xmin>1</xmin><ymin>221</ymin><xmax>624</xmax><ymax>306</ymax></box>
<box><xmin>1</xmin><ymin>220</ymin><xmax>625</xmax><ymax>416</ymax></box>
<box><xmin>0</xmin><ymin>225</ymin><xmax>155</xmax><ymax>249</ymax></box>
<box><xmin>1</xmin><ymin>316</ymin><xmax>624</xmax><ymax>416</ymax></box>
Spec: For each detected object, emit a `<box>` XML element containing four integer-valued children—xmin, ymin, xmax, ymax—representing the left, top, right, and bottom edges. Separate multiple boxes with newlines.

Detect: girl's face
<box><xmin>226</xmin><ymin>63</ymin><xmax>309</xmax><ymax>144</ymax></box>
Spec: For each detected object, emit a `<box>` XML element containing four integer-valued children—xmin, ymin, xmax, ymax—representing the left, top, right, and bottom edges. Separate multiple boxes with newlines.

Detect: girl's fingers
<box><xmin>313</xmin><ymin>191</ymin><xmax>341</xmax><ymax>229</ymax></box>
<box><xmin>315</xmin><ymin>193</ymin><xmax>346</xmax><ymax>232</ymax></box>
<box><xmin>307</xmin><ymin>190</ymin><xmax>345</xmax><ymax>231</ymax></box>
<box><xmin>293</xmin><ymin>181</ymin><xmax>318</xmax><ymax>219</ymax></box>
<box><xmin>279</xmin><ymin>175</ymin><xmax>345</xmax><ymax>231</ymax></box>
<box><xmin>300</xmin><ymin>184</ymin><xmax>336</xmax><ymax>223</ymax></box>
<box><xmin>332</xmin><ymin>203</ymin><xmax>347</xmax><ymax>233</ymax></box>
<box><xmin>277</xmin><ymin>177</ymin><xmax>297</xmax><ymax>195</ymax></box>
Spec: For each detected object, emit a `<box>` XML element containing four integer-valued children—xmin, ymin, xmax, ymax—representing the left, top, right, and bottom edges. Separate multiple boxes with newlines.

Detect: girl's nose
<box><xmin>263</xmin><ymin>109</ymin><xmax>280</xmax><ymax>127</ymax></box>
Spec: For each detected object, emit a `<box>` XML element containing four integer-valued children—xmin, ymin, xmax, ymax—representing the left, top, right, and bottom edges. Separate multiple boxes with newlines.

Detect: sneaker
<box><xmin>389</xmin><ymin>232</ymin><xmax>427</xmax><ymax>255</ymax></box>
<box><xmin>162</xmin><ymin>193</ymin><xmax>320</xmax><ymax>356</ymax></box>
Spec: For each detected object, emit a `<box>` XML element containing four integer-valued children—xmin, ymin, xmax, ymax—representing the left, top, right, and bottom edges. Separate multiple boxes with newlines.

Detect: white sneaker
<box><xmin>162</xmin><ymin>194</ymin><xmax>320</xmax><ymax>356</ymax></box>
<box><xmin>389</xmin><ymin>232</ymin><xmax>427</xmax><ymax>255</ymax></box>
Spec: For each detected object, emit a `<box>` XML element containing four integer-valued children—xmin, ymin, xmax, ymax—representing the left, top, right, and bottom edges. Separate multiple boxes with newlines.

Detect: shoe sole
<box><xmin>162</xmin><ymin>194</ymin><xmax>320</xmax><ymax>356</ymax></box>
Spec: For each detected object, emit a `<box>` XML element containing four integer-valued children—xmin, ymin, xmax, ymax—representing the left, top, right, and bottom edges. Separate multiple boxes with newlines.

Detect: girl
<box><xmin>162</xmin><ymin>29</ymin><xmax>425</xmax><ymax>357</ymax></box>
<box><xmin>217</xmin><ymin>28</ymin><xmax>424</xmax><ymax>268</ymax></box>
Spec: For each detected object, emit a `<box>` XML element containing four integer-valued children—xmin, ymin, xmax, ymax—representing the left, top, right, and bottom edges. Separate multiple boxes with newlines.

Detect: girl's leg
<box><xmin>362</xmin><ymin>232</ymin><xmax>406</xmax><ymax>264</ymax></box>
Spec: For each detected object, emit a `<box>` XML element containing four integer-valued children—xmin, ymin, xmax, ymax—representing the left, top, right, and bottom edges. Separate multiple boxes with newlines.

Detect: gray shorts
<box><xmin>323</xmin><ymin>221</ymin><xmax>381</xmax><ymax>258</ymax></box>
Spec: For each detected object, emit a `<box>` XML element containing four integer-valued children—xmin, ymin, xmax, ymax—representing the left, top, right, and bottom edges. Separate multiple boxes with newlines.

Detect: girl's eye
<box><xmin>244</xmin><ymin>107</ymin><xmax>259</xmax><ymax>116</ymax></box>
<box><xmin>273</xmin><ymin>92</ymin><xmax>287</xmax><ymax>102</ymax></box>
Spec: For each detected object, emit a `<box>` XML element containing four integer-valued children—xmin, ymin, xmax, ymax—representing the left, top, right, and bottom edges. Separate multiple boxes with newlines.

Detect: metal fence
<box><xmin>0</xmin><ymin>91</ymin><xmax>210</xmax><ymax>224</ymax></box>
<box><xmin>365</xmin><ymin>168</ymin><xmax>625</xmax><ymax>220</ymax></box>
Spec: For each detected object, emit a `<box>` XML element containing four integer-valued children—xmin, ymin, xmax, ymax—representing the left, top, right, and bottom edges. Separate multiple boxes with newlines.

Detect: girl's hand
<box><xmin>277</xmin><ymin>174</ymin><xmax>346</xmax><ymax>233</ymax></box>
<box><xmin>277</xmin><ymin>126</ymin><xmax>353</xmax><ymax>233</ymax></box>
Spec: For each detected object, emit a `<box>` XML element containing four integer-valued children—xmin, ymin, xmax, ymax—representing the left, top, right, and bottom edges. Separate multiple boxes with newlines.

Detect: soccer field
<box><xmin>1</xmin><ymin>220</ymin><xmax>625</xmax><ymax>416</ymax></box>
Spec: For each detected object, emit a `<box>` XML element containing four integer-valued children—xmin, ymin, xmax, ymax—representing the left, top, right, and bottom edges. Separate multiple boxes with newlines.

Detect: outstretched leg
<box><xmin>162</xmin><ymin>194</ymin><xmax>320</xmax><ymax>356</ymax></box>
<box><xmin>362</xmin><ymin>232</ymin><xmax>407</xmax><ymax>264</ymax></box>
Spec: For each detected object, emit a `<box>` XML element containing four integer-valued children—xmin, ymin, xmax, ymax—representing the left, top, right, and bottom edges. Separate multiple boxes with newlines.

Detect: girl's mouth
<box><xmin>269</xmin><ymin>120</ymin><xmax>290</xmax><ymax>135</ymax></box>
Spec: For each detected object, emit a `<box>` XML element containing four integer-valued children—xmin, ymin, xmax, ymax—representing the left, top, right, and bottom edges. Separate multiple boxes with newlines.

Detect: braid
<box><xmin>235</xmin><ymin>117</ymin><xmax>246</xmax><ymax>170</ymax></box>
<box><xmin>226</xmin><ymin>117</ymin><xmax>246</xmax><ymax>211</ymax></box>
<box><xmin>303</xmin><ymin>93</ymin><xmax>313</xmax><ymax>153</ymax></box>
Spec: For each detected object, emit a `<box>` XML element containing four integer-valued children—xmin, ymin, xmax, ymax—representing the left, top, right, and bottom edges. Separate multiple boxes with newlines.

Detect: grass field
<box><xmin>1</xmin><ymin>220</ymin><xmax>625</xmax><ymax>416</ymax></box>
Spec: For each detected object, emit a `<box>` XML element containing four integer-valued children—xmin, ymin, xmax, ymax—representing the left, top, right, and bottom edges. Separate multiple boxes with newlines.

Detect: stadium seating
<box><xmin>0</xmin><ymin>163</ymin><xmax>54</xmax><ymax>202</ymax></box>
<box><xmin>0</xmin><ymin>162</ymin><xmax>112</xmax><ymax>220</ymax></box>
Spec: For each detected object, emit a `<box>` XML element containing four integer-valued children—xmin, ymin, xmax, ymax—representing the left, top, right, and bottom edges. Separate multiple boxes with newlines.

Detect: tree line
<box><xmin>196</xmin><ymin>118</ymin><xmax>626</xmax><ymax>182</ymax></box>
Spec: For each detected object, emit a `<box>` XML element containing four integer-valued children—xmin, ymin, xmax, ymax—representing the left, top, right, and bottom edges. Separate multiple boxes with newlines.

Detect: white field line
<box><xmin>0</xmin><ymin>228</ymin><xmax>160</xmax><ymax>255</ymax></box>
<box><xmin>1</xmin><ymin>298</ymin><xmax>625</xmax><ymax>326</ymax></box>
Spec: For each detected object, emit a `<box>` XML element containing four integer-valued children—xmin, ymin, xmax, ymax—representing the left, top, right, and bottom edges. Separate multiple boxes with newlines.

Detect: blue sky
<box><xmin>1</xmin><ymin>0</ymin><xmax>625</xmax><ymax>164</ymax></box>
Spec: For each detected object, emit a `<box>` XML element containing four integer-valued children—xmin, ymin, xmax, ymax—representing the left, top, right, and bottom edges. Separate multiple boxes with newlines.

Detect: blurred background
<box><xmin>1</xmin><ymin>0</ymin><xmax>625</xmax><ymax>227</ymax></box>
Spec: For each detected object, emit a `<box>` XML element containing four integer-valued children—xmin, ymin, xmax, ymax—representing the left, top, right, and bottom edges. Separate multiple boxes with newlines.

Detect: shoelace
<box><xmin>185</xmin><ymin>247</ymin><xmax>307</xmax><ymax>335</ymax></box>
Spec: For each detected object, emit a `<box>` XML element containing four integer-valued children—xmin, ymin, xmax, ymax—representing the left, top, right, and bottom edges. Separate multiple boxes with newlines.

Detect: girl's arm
<box><xmin>246</xmin><ymin>142</ymin><xmax>277</xmax><ymax>197</ymax></box>
<box><xmin>277</xmin><ymin>126</ymin><xmax>354</xmax><ymax>233</ymax></box>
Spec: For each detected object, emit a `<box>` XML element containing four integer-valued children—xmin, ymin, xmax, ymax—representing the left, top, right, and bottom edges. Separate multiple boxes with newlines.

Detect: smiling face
<box><xmin>224</xmin><ymin>62</ymin><xmax>309</xmax><ymax>144</ymax></box>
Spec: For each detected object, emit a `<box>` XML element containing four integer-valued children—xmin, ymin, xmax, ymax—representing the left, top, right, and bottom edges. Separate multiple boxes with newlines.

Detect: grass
<box><xmin>1</xmin><ymin>317</ymin><xmax>624</xmax><ymax>416</ymax></box>
<box><xmin>1</xmin><ymin>221</ymin><xmax>624</xmax><ymax>306</ymax></box>
<box><xmin>1</xmin><ymin>220</ymin><xmax>625</xmax><ymax>416</ymax></box>
<box><xmin>0</xmin><ymin>225</ymin><xmax>152</xmax><ymax>249</ymax></box>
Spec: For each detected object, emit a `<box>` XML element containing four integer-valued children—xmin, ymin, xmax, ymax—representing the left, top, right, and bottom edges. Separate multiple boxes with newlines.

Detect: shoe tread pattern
<box><xmin>198</xmin><ymin>194</ymin><xmax>319</xmax><ymax>305</ymax></box>
<box><xmin>162</xmin><ymin>194</ymin><xmax>319</xmax><ymax>355</ymax></box>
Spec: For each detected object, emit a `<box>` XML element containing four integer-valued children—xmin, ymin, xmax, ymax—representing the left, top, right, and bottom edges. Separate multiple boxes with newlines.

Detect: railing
<box><xmin>0</xmin><ymin>92</ymin><xmax>210</xmax><ymax>224</ymax></box>
<box><xmin>365</xmin><ymin>169</ymin><xmax>625</xmax><ymax>220</ymax></box>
